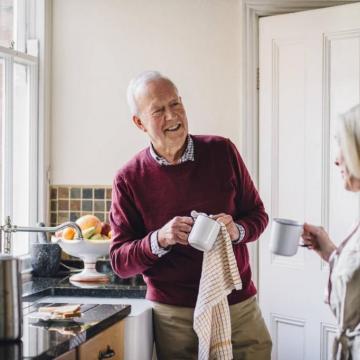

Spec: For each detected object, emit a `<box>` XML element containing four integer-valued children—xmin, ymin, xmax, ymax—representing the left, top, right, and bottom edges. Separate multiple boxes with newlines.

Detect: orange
<box><xmin>62</xmin><ymin>227</ymin><xmax>75</xmax><ymax>240</ymax></box>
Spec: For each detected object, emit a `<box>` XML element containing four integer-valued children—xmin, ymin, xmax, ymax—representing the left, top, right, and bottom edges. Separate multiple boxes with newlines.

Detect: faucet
<box><xmin>0</xmin><ymin>216</ymin><xmax>83</xmax><ymax>254</ymax></box>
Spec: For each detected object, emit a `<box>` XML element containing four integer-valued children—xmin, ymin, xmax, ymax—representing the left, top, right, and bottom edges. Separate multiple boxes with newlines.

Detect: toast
<box><xmin>38</xmin><ymin>304</ymin><xmax>81</xmax><ymax>318</ymax></box>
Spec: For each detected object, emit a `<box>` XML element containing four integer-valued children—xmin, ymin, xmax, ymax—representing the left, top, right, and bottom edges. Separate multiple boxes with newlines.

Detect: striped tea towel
<box><xmin>194</xmin><ymin>222</ymin><xmax>242</xmax><ymax>360</ymax></box>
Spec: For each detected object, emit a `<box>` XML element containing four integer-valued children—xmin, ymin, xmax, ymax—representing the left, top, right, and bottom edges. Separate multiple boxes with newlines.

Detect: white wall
<box><xmin>51</xmin><ymin>0</ymin><xmax>242</xmax><ymax>185</ymax></box>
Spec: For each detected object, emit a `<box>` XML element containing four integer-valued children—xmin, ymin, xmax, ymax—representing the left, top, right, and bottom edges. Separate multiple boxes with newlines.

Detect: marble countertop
<box><xmin>0</xmin><ymin>276</ymin><xmax>147</xmax><ymax>360</ymax></box>
<box><xmin>22</xmin><ymin>275</ymin><xmax>147</xmax><ymax>301</ymax></box>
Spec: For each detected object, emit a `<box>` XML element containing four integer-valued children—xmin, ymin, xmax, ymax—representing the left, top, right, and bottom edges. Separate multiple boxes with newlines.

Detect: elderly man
<box><xmin>110</xmin><ymin>71</ymin><xmax>272</xmax><ymax>359</ymax></box>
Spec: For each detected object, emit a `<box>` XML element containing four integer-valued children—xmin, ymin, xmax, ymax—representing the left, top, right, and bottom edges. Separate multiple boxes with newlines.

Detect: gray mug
<box><xmin>269</xmin><ymin>218</ymin><xmax>304</xmax><ymax>256</ymax></box>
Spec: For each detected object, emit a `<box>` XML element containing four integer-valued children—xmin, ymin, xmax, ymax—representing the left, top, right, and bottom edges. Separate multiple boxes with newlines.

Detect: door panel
<box><xmin>259</xmin><ymin>3</ymin><xmax>360</xmax><ymax>359</ymax></box>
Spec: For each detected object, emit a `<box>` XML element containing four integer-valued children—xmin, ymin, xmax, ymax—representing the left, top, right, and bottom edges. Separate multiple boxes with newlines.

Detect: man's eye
<box><xmin>171</xmin><ymin>102</ymin><xmax>180</xmax><ymax>107</ymax></box>
<box><xmin>153</xmin><ymin>109</ymin><xmax>163</xmax><ymax>115</ymax></box>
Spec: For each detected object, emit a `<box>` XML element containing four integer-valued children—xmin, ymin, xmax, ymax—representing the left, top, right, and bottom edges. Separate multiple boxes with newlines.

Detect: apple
<box><xmin>101</xmin><ymin>222</ymin><xmax>111</xmax><ymax>236</ymax></box>
<box><xmin>76</xmin><ymin>215</ymin><xmax>102</xmax><ymax>234</ymax></box>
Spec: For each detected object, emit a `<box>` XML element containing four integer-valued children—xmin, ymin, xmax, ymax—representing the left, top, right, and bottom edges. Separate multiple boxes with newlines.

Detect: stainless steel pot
<box><xmin>0</xmin><ymin>255</ymin><xmax>22</xmax><ymax>341</ymax></box>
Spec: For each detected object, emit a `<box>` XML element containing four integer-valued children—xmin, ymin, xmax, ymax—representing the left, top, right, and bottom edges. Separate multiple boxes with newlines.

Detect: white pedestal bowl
<box><xmin>51</xmin><ymin>237</ymin><xmax>111</xmax><ymax>283</ymax></box>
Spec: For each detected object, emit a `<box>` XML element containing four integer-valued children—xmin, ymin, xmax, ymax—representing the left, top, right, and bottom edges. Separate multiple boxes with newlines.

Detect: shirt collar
<box><xmin>149</xmin><ymin>135</ymin><xmax>194</xmax><ymax>166</ymax></box>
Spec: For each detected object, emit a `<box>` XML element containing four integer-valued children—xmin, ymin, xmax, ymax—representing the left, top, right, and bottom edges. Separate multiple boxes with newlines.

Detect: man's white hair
<box><xmin>127</xmin><ymin>70</ymin><xmax>178</xmax><ymax>116</ymax></box>
<box><xmin>337</xmin><ymin>104</ymin><xmax>360</xmax><ymax>178</ymax></box>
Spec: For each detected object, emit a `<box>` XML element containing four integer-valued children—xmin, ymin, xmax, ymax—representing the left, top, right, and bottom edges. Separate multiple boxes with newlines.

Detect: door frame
<box><xmin>241</xmin><ymin>0</ymin><xmax>360</xmax><ymax>289</ymax></box>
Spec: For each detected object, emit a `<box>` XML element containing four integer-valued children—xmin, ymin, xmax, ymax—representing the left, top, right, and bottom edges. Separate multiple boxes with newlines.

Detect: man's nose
<box><xmin>164</xmin><ymin>107</ymin><xmax>175</xmax><ymax>120</ymax></box>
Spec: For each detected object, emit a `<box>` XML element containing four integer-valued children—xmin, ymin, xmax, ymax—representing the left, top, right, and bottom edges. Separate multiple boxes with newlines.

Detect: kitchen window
<box><xmin>0</xmin><ymin>0</ymin><xmax>41</xmax><ymax>256</ymax></box>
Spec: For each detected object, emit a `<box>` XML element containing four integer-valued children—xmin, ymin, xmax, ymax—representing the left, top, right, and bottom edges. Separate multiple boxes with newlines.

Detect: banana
<box><xmin>82</xmin><ymin>226</ymin><xmax>96</xmax><ymax>239</ymax></box>
<box><xmin>89</xmin><ymin>233</ymin><xmax>103</xmax><ymax>240</ymax></box>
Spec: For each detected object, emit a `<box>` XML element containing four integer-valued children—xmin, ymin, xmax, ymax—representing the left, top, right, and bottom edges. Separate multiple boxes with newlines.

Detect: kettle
<box><xmin>0</xmin><ymin>255</ymin><xmax>22</xmax><ymax>341</ymax></box>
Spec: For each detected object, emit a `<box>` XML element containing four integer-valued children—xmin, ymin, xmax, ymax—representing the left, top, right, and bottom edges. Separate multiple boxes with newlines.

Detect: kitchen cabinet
<box><xmin>78</xmin><ymin>320</ymin><xmax>124</xmax><ymax>360</ymax></box>
<box><xmin>55</xmin><ymin>320</ymin><xmax>124</xmax><ymax>360</ymax></box>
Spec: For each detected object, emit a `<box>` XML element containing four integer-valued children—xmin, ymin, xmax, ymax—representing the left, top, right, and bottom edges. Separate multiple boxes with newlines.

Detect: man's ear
<box><xmin>132</xmin><ymin>115</ymin><xmax>147</xmax><ymax>132</ymax></box>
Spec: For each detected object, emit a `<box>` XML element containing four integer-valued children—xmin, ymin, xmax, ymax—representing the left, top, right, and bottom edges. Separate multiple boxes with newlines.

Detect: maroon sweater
<box><xmin>109</xmin><ymin>135</ymin><xmax>268</xmax><ymax>307</ymax></box>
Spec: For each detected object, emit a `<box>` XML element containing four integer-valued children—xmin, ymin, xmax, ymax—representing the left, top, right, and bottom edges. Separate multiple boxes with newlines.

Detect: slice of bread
<box><xmin>59</xmin><ymin>311</ymin><xmax>81</xmax><ymax>319</ymax></box>
<box><xmin>38</xmin><ymin>304</ymin><xmax>81</xmax><ymax>316</ymax></box>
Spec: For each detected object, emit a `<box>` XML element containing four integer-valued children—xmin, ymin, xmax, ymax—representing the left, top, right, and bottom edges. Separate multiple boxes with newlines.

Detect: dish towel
<box><xmin>194</xmin><ymin>222</ymin><xmax>242</xmax><ymax>360</ymax></box>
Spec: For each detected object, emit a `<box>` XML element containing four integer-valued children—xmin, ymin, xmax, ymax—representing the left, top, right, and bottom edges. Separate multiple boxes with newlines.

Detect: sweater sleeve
<box><xmin>227</xmin><ymin>139</ymin><xmax>269</xmax><ymax>243</ymax></box>
<box><xmin>109</xmin><ymin>173</ymin><xmax>159</xmax><ymax>278</ymax></box>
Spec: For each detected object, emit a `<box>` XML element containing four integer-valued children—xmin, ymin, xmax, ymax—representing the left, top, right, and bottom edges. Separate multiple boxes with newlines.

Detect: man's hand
<box><xmin>211</xmin><ymin>213</ymin><xmax>240</xmax><ymax>241</ymax></box>
<box><xmin>157</xmin><ymin>216</ymin><xmax>194</xmax><ymax>248</ymax></box>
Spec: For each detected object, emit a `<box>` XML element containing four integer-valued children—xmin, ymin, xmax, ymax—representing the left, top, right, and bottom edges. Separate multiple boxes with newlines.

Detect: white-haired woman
<box><xmin>302</xmin><ymin>104</ymin><xmax>360</xmax><ymax>360</ymax></box>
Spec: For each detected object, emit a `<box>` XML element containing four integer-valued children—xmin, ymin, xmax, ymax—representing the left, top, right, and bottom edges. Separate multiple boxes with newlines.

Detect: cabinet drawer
<box><xmin>78</xmin><ymin>320</ymin><xmax>124</xmax><ymax>360</ymax></box>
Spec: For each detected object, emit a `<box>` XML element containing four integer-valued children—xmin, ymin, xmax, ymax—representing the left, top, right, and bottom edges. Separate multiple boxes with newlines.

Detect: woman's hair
<box><xmin>126</xmin><ymin>71</ymin><xmax>178</xmax><ymax>116</ymax></box>
<box><xmin>337</xmin><ymin>104</ymin><xmax>360</xmax><ymax>178</ymax></box>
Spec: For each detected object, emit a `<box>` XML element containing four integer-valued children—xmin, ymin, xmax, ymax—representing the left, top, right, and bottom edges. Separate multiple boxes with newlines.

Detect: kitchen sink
<box><xmin>31</xmin><ymin>296</ymin><xmax>154</xmax><ymax>360</ymax></box>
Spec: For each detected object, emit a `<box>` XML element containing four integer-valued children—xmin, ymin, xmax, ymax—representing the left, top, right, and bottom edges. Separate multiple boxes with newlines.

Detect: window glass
<box><xmin>12</xmin><ymin>62</ymin><xmax>30</xmax><ymax>255</ymax></box>
<box><xmin>0</xmin><ymin>0</ymin><xmax>14</xmax><ymax>48</ymax></box>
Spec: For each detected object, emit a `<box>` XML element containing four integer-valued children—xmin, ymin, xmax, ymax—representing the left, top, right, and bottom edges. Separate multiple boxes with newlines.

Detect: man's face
<box><xmin>132</xmin><ymin>79</ymin><xmax>188</xmax><ymax>151</ymax></box>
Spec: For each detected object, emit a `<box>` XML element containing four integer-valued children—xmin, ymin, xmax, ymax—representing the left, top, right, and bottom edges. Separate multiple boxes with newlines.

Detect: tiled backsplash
<box><xmin>50</xmin><ymin>185</ymin><xmax>112</xmax><ymax>226</ymax></box>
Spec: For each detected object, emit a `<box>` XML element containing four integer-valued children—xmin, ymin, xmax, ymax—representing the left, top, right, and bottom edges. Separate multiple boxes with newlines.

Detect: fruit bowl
<box><xmin>51</xmin><ymin>236</ymin><xmax>111</xmax><ymax>283</ymax></box>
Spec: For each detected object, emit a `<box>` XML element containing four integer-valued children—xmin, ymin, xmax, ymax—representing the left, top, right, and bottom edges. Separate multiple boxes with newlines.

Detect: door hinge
<box><xmin>256</xmin><ymin>67</ymin><xmax>260</xmax><ymax>90</ymax></box>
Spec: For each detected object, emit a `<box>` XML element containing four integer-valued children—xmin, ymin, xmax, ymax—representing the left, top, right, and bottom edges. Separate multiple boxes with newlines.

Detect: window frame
<box><xmin>0</xmin><ymin>0</ymin><xmax>48</xmax><ymax>267</ymax></box>
<box><xmin>0</xmin><ymin>45</ymin><xmax>39</xmax><ymax>257</ymax></box>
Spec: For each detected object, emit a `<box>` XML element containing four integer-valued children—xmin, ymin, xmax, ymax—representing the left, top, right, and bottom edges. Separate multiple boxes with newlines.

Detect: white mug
<box><xmin>188</xmin><ymin>214</ymin><xmax>221</xmax><ymax>252</ymax></box>
<box><xmin>269</xmin><ymin>218</ymin><xmax>304</xmax><ymax>256</ymax></box>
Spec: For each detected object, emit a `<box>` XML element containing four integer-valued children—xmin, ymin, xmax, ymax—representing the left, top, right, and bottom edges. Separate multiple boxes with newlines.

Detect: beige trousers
<box><xmin>152</xmin><ymin>296</ymin><xmax>272</xmax><ymax>360</ymax></box>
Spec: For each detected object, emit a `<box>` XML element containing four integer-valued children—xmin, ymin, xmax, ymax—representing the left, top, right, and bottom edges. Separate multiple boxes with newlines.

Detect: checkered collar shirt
<box><xmin>149</xmin><ymin>135</ymin><xmax>194</xmax><ymax>166</ymax></box>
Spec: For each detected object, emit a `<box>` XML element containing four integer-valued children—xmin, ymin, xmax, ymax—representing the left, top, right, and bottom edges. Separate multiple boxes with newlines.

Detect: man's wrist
<box><xmin>157</xmin><ymin>233</ymin><xmax>170</xmax><ymax>249</ymax></box>
<box><xmin>232</xmin><ymin>223</ymin><xmax>246</xmax><ymax>244</ymax></box>
<box><xmin>150</xmin><ymin>231</ymin><xmax>171</xmax><ymax>257</ymax></box>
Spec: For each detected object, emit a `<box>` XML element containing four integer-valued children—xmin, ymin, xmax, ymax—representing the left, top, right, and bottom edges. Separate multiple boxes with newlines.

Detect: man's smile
<box><xmin>165</xmin><ymin>123</ymin><xmax>181</xmax><ymax>132</ymax></box>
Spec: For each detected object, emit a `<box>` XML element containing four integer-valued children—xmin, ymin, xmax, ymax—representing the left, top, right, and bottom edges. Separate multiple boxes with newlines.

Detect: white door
<box><xmin>259</xmin><ymin>3</ymin><xmax>360</xmax><ymax>359</ymax></box>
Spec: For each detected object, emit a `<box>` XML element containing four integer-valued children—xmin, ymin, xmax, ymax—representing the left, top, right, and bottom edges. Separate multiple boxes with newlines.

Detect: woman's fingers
<box><xmin>303</xmin><ymin>222</ymin><xmax>323</xmax><ymax>236</ymax></box>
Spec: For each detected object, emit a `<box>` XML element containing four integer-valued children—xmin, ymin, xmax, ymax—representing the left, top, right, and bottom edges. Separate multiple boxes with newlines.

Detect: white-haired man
<box><xmin>110</xmin><ymin>71</ymin><xmax>272</xmax><ymax>359</ymax></box>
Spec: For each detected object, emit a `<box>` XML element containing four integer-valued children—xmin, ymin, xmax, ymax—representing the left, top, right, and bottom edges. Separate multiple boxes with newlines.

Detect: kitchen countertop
<box><xmin>22</xmin><ymin>275</ymin><xmax>147</xmax><ymax>301</ymax></box>
<box><xmin>0</xmin><ymin>276</ymin><xmax>147</xmax><ymax>360</ymax></box>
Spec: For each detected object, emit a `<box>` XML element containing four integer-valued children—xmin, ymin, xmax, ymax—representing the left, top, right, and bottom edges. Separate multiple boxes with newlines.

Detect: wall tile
<box><xmin>70</xmin><ymin>200</ymin><xmax>81</xmax><ymax>211</ymax></box>
<box><xmin>70</xmin><ymin>188</ymin><xmax>81</xmax><ymax>198</ymax></box>
<box><xmin>58</xmin><ymin>200</ymin><xmax>69</xmax><ymax>211</ymax></box>
<box><xmin>106</xmin><ymin>188</ymin><xmax>112</xmax><ymax>199</ymax></box>
<box><xmin>94</xmin><ymin>188</ymin><xmax>105</xmax><ymax>199</ymax></box>
<box><xmin>82</xmin><ymin>188</ymin><xmax>93</xmax><ymax>199</ymax></box>
<box><xmin>94</xmin><ymin>200</ymin><xmax>105</xmax><ymax>212</ymax></box>
<box><xmin>82</xmin><ymin>200</ymin><xmax>93</xmax><ymax>212</ymax></box>
<box><xmin>51</xmin><ymin>187</ymin><xmax>58</xmax><ymax>199</ymax></box>
<box><xmin>50</xmin><ymin>185</ymin><xmax>111</xmax><ymax>227</ymax></box>
<box><xmin>58</xmin><ymin>187</ymin><xmax>69</xmax><ymax>198</ymax></box>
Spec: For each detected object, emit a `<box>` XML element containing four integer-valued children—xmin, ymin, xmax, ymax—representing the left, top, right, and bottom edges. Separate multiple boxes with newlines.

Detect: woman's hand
<box><xmin>211</xmin><ymin>213</ymin><xmax>240</xmax><ymax>241</ymax></box>
<box><xmin>301</xmin><ymin>223</ymin><xmax>337</xmax><ymax>262</ymax></box>
<box><xmin>158</xmin><ymin>216</ymin><xmax>194</xmax><ymax>248</ymax></box>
